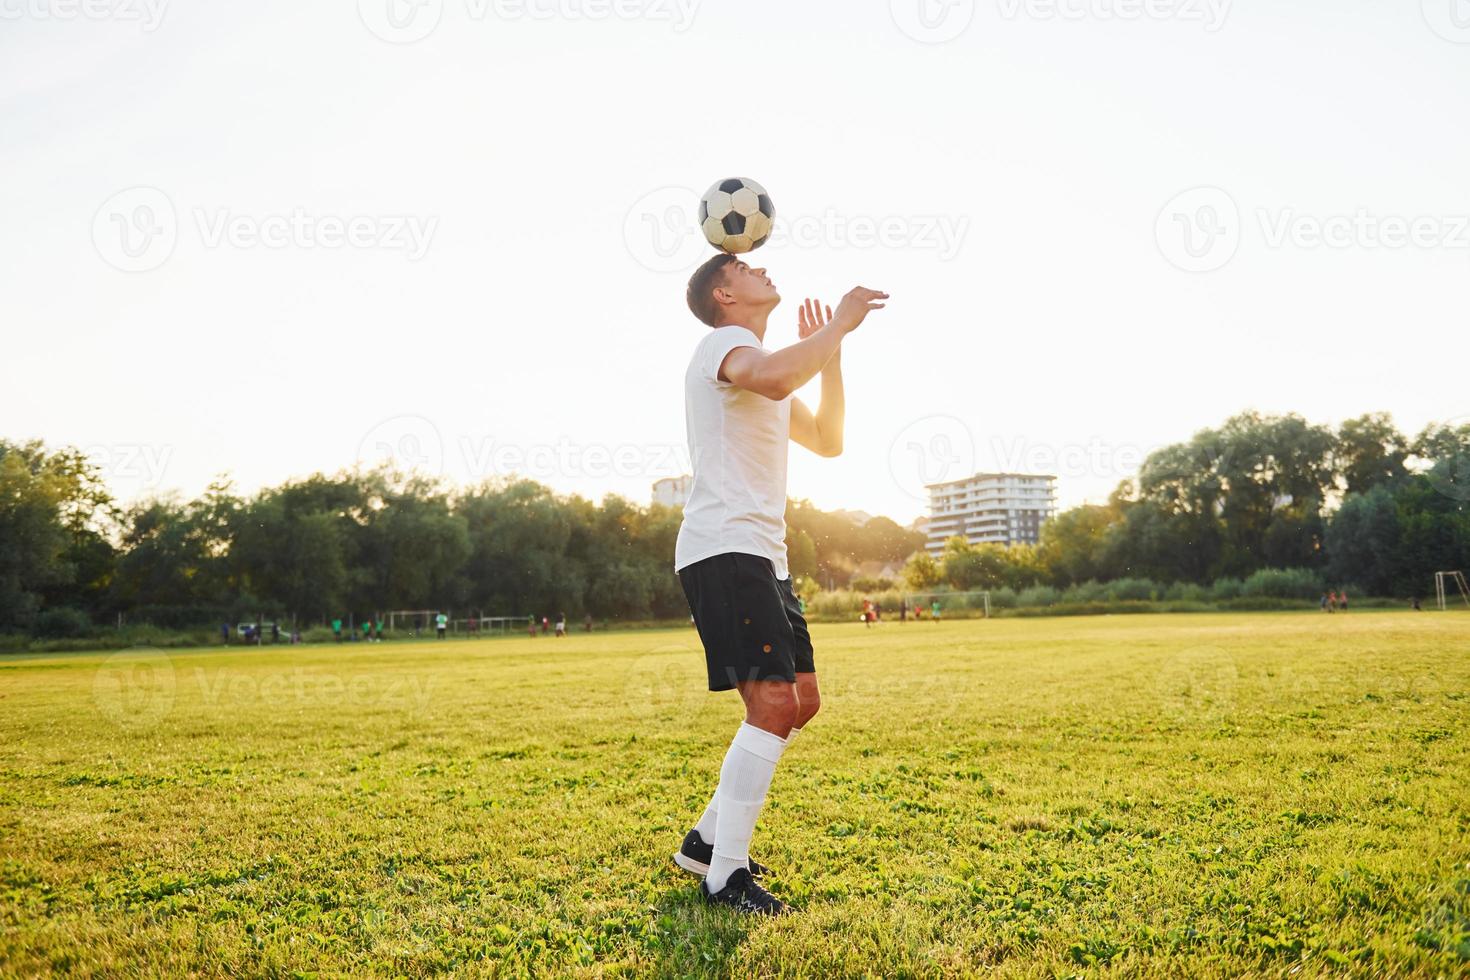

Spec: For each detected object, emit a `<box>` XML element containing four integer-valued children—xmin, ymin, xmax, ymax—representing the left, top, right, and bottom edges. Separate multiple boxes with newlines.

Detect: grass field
<box><xmin>1</xmin><ymin>611</ymin><xmax>1467</xmax><ymax>977</ymax></box>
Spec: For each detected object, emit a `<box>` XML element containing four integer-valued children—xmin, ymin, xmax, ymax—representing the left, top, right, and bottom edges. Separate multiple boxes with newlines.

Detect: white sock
<box><xmin>693</xmin><ymin>789</ymin><xmax>719</xmax><ymax>845</ymax></box>
<box><xmin>705</xmin><ymin>723</ymin><xmax>787</xmax><ymax>892</ymax></box>
<box><xmin>694</xmin><ymin>726</ymin><xmax>800</xmax><ymax>845</ymax></box>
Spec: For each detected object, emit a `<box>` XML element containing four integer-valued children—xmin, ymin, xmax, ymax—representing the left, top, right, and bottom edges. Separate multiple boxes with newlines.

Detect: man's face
<box><xmin>717</xmin><ymin>259</ymin><xmax>779</xmax><ymax>309</ymax></box>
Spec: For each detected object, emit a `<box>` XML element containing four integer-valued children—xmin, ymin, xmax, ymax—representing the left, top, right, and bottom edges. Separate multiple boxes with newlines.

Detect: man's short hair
<box><xmin>686</xmin><ymin>253</ymin><xmax>737</xmax><ymax>327</ymax></box>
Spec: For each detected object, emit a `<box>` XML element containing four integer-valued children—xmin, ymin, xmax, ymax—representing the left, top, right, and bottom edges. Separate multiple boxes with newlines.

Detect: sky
<box><xmin>3</xmin><ymin>0</ymin><xmax>1467</xmax><ymax>525</ymax></box>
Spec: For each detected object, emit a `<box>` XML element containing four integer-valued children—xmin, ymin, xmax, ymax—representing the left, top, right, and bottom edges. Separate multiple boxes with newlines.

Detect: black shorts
<box><xmin>678</xmin><ymin>552</ymin><xmax>815</xmax><ymax>692</ymax></box>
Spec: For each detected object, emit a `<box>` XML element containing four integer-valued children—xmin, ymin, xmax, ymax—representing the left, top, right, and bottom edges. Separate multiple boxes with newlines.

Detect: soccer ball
<box><xmin>699</xmin><ymin>177</ymin><xmax>775</xmax><ymax>254</ymax></box>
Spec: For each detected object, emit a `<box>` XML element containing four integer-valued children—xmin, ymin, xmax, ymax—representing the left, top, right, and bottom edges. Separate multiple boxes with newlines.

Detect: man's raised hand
<box><xmin>832</xmin><ymin>287</ymin><xmax>890</xmax><ymax>333</ymax></box>
<box><xmin>797</xmin><ymin>298</ymin><xmax>833</xmax><ymax>340</ymax></box>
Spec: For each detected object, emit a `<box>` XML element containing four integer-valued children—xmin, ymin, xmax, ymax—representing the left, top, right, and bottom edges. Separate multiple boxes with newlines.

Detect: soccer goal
<box><xmin>1434</xmin><ymin>571</ymin><xmax>1470</xmax><ymax>611</ymax></box>
<box><xmin>903</xmin><ymin>591</ymin><xmax>991</xmax><ymax>618</ymax></box>
<box><xmin>455</xmin><ymin>615</ymin><xmax>535</xmax><ymax>635</ymax></box>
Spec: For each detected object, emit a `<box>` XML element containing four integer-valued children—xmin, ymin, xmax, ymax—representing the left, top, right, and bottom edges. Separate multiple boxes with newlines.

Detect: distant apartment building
<box><xmin>652</xmin><ymin>475</ymin><xmax>693</xmax><ymax>509</ymax></box>
<box><xmin>925</xmin><ymin>473</ymin><xmax>1058</xmax><ymax>554</ymax></box>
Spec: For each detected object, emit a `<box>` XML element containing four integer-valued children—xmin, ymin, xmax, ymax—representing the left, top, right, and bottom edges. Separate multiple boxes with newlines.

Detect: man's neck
<box><xmin>720</xmin><ymin>307</ymin><xmax>771</xmax><ymax>343</ymax></box>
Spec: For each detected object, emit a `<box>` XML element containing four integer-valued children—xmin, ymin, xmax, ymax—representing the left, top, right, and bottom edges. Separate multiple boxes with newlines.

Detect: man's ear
<box><xmin>712</xmin><ymin>285</ymin><xmax>734</xmax><ymax>306</ymax></box>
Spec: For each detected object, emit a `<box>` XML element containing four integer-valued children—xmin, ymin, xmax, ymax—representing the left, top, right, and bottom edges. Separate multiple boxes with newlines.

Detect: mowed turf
<box><xmin>1</xmin><ymin>611</ymin><xmax>1467</xmax><ymax>978</ymax></box>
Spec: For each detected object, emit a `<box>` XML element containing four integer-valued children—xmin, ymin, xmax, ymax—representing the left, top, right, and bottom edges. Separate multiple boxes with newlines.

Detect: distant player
<box><xmin>930</xmin><ymin>599</ymin><xmax>941</xmax><ymax>622</ymax></box>
<box><xmin>672</xmin><ymin>252</ymin><xmax>887</xmax><ymax>915</ymax></box>
<box><xmin>436</xmin><ymin>612</ymin><xmax>448</xmax><ymax>638</ymax></box>
<box><xmin>332</xmin><ymin>617</ymin><xmax>343</xmax><ymax>643</ymax></box>
<box><xmin>555</xmin><ymin>612</ymin><xmax>566</xmax><ymax>637</ymax></box>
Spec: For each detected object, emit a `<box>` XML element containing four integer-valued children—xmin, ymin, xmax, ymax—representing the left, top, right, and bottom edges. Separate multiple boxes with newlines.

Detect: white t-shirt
<box><xmin>674</xmin><ymin>325</ymin><xmax>791</xmax><ymax>579</ymax></box>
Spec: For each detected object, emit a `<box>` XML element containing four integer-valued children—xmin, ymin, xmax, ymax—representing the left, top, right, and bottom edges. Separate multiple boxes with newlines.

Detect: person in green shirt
<box><xmin>332</xmin><ymin>618</ymin><xmax>343</xmax><ymax>643</ymax></box>
<box><xmin>930</xmin><ymin>600</ymin><xmax>941</xmax><ymax>622</ymax></box>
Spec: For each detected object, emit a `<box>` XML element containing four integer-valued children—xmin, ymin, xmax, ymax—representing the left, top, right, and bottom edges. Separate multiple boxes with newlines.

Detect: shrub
<box><xmin>1164</xmin><ymin>582</ymin><xmax>1210</xmax><ymax>602</ymax></box>
<box><xmin>1211</xmin><ymin>577</ymin><xmax>1244</xmax><ymax>601</ymax></box>
<box><xmin>33</xmin><ymin>607</ymin><xmax>93</xmax><ymax>639</ymax></box>
<box><xmin>1241</xmin><ymin>567</ymin><xmax>1324</xmax><ymax>600</ymax></box>
<box><xmin>1063</xmin><ymin>580</ymin><xmax>1107</xmax><ymax>603</ymax></box>
<box><xmin>1016</xmin><ymin>585</ymin><xmax>1061</xmax><ymax>608</ymax></box>
<box><xmin>1104</xmin><ymin>578</ymin><xmax>1158</xmax><ymax>602</ymax></box>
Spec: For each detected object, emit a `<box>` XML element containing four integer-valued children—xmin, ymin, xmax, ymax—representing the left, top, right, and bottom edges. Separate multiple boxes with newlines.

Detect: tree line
<box><xmin>900</xmin><ymin>412</ymin><xmax>1470</xmax><ymax>600</ymax></box>
<box><xmin>0</xmin><ymin>445</ymin><xmax>921</xmax><ymax>637</ymax></box>
<box><xmin>2</xmin><ymin>411</ymin><xmax>1465</xmax><ymax>637</ymax></box>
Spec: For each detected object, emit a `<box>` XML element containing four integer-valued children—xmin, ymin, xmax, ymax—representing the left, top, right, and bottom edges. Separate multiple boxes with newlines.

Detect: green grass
<box><xmin>1</xmin><ymin>611</ymin><xmax>1467</xmax><ymax>977</ymax></box>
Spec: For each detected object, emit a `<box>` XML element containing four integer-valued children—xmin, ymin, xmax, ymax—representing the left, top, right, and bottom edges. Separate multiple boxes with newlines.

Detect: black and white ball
<box><xmin>699</xmin><ymin>177</ymin><xmax>775</xmax><ymax>254</ymax></box>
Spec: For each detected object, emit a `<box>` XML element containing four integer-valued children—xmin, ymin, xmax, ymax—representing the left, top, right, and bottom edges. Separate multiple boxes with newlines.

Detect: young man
<box><xmin>673</xmin><ymin>252</ymin><xmax>887</xmax><ymax>915</ymax></box>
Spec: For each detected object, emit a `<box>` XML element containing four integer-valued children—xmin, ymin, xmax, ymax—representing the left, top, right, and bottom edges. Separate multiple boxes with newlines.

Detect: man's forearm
<box><xmin>814</xmin><ymin>354</ymin><xmax>844</xmax><ymax>455</ymax></box>
<box><xmin>756</xmin><ymin>323</ymin><xmax>845</xmax><ymax>399</ymax></box>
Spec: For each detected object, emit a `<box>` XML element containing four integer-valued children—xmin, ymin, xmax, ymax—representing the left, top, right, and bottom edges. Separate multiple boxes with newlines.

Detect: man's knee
<box><xmin>796</xmin><ymin>691</ymin><xmax>820</xmax><ymax>727</ymax></box>
<box><xmin>742</xmin><ymin>681</ymin><xmax>799</xmax><ymax>735</ymax></box>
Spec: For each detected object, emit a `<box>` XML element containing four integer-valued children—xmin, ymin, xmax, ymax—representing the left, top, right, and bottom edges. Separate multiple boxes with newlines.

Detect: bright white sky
<box><xmin>4</xmin><ymin>0</ymin><xmax>1467</xmax><ymax>525</ymax></box>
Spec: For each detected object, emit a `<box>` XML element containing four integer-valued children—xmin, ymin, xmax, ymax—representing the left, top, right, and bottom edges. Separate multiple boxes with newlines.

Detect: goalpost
<box><xmin>903</xmin><ymin>590</ymin><xmax>991</xmax><ymax>618</ymax></box>
<box><xmin>1434</xmin><ymin>571</ymin><xmax>1470</xmax><ymax>611</ymax></box>
<box><xmin>454</xmin><ymin>615</ymin><xmax>535</xmax><ymax>635</ymax></box>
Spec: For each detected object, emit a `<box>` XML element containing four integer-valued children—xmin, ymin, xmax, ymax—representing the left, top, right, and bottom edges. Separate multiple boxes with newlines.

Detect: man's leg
<box><xmin>692</xmin><ymin>673</ymin><xmax>818</xmax><ymax>846</ymax></box>
<box><xmin>792</xmin><ymin>671</ymin><xmax>821</xmax><ymax>733</ymax></box>
<box><xmin>703</xmin><ymin>679</ymin><xmax>797</xmax><ymax>892</ymax></box>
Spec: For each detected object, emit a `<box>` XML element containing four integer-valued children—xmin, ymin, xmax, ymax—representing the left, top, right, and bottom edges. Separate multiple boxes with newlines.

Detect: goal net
<box><xmin>901</xmin><ymin>591</ymin><xmax>991</xmax><ymax>618</ymax></box>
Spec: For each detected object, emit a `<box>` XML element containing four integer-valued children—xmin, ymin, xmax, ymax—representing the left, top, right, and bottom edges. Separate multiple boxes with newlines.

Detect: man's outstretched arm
<box><xmin>790</xmin><ymin>299</ymin><xmax>844</xmax><ymax>457</ymax></box>
<box><xmin>720</xmin><ymin>287</ymin><xmax>887</xmax><ymax>401</ymax></box>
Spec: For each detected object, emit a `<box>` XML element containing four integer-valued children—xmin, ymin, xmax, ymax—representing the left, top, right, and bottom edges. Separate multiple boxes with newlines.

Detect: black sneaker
<box><xmin>673</xmin><ymin>830</ymin><xmax>769</xmax><ymax>879</ymax></box>
<box><xmin>700</xmin><ymin>867</ymin><xmax>791</xmax><ymax>916</ymax></box>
